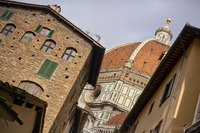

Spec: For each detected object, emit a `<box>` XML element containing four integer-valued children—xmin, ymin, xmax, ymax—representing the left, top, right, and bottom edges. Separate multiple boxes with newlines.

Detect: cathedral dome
<box><xmin>101</xmin><ymin>40</ymin><xmax>169</xmax><ymax>76</ymax></box>
<box><xmin>101</xmin><ymin>42</ymin><xmax>140</xmax><ymax>70</ymax></box>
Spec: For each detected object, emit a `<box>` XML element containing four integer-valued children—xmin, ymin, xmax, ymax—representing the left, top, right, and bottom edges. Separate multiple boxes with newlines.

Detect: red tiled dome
<box><xmin>101</xmin><ymin>42</ymin><xmax>140</xmax><ymax>70</ymax></box>
<box><xmin>101</xmin><ymin>40</ymin><xmax>169</xmax><ymax>76</ymax></box>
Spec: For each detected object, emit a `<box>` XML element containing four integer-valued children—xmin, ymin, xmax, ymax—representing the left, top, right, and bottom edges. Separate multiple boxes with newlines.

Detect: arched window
<box><xmin>1</xmin><ymin>24</ymin><xmax>16</xmax><ymax>36</ymax></box>
<box><xmin>62</xmin><ymin>48</ymin><xmax>77</xmax><ymax>62</ymax></box>
<box><xmin>18</xmin><ymin>81</ymin><xmax>44</xmax><ymax>97</ymax></box>
<box><xmin>40</xmin><ymin>39</ymin><xmax>56</xmax><ymax>53</ymax></box>
<box><xmin>20</xmin><ymin>31</ymin><xmax>35</xmax><ymax>44</ymax></box>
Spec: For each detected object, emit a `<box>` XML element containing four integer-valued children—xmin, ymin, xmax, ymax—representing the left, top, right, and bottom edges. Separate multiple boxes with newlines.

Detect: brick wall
<box><xmin>0</xmin><ymin>6</ymin><xmax>93</xmax><ymax>133</ymax></box>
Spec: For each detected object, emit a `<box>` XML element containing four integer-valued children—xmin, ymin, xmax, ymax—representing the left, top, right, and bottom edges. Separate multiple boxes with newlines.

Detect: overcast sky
<box><xmin>15</xmin><ymin>0</ymin><xmax>200</xmax><ymax>50</ymax></box>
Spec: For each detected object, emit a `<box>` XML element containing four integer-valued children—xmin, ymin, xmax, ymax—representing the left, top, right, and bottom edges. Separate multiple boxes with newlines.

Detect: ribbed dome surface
<box><xmin>101</xmin><ymin>40</ymin><xmax>169</xmax><ymax>76</ymax></box>
<box><xmin>101</xmin><ymin>42</ymin><xmax>140</xmax><ymax>70</ymax></box>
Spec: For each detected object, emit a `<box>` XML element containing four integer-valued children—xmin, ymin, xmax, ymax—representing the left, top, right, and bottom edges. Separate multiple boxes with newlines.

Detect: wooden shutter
<box><xmin>1</xmin><ymin>10</ymin><xmax>13</xmax><ymax>20</ymax></box>
<box><xmin>34</xmin><ymin>25</ymin><xmax>42</xmax><ymax>33</ymax></box>
<box><xmin>37</xmin><ymin>59</ymin><xmax>58</xmax><ymax>79</ymax></box>
<box><xmin>45</xmin><ymin>61</ymin><xmax>58</xmax><ymax>79</ymax></box>
<box><xmin>5</xmin><ymin>11</ymin><xmax>13</xmax><ymax>20</ymax></box>
<box><xmin>1</xmin><ymin>10</ymin><xmax>9</xmax><ymax>18</ymax></box>
<box><xmin>47</xmin><ymin>30</ymin><xmax>54</xmax><ymax>38</ymax></box>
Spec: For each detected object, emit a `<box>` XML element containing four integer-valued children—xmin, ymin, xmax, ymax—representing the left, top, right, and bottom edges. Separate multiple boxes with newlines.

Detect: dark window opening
<box><xmin>148</xmin><ymin>101</ymin><xmax>155</xmax><ymax>115</ymax></box>
<box><xmin>154</xmin><ymin>120</ymin><xmax>163</xmax><ymax>133</ymax></box>
<box><xmin>158</xmin><ymin>51</ymin><xmax>166</xmax><ymax>60</ymax></box>
<box><xmin>160</xmin><ymin>74</ymin><xmax>176</xmax><ymax>106</ymax></box>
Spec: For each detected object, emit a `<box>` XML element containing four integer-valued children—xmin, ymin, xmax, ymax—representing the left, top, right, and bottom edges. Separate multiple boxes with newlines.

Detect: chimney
<box><xmin>50</xmin><ymin>5</ymin><xmax>61</xmax><ymax>13</ymax></box>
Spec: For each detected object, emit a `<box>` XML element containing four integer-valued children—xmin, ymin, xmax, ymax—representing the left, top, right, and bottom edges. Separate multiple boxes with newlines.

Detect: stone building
<box><xmin>120</xmin><ymin>24</ymin><xmax>200</xmax><ymax>133</ymax></box>
<box><xmin>79</xmin><ymin>19</ymin><xmax>172</xmax><ymax>132</ymax></box>
<box><xmin>0</xmin><ymin>1</ymin><xmax>105</xmax><ymax>133</ymax></box>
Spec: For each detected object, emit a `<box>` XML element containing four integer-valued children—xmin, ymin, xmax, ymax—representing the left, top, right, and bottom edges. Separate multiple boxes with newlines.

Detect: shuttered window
<box><xmin>34</xmin><ymin>25</ymin><xmax>54</xmax><ymax>37</ymax></box>
<box><xmin>0</xmin><ymin>10</ymin><xmax>13</xmax><ymax>21</ymax></box>
<box><xmin>37</xmin><ymin>59</ymin><xmax>58</xmax><ymax>79</ymax></box>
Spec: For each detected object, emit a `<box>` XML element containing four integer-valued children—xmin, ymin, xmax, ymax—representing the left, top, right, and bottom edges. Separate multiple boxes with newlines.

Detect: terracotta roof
<box><xmin>106</xmin><ymin>112</ymin><xmax>129</xmax><ymax>126</ymax></box>
<box><xmin>132</xmin><ymin>40</ymin><xmax>169</xmax><ymax>76</ymax></box>
<box><xmin>120</xmin><ymin>24</ymin><xmax>200</xmax><ymax>132</ymax></box>
<box><xmin>101</xmin><ymin>40</ymin><xmax>169</xmax><ymax>76</ymax></box>
<box><xmin>101</xmin><ymin>42</ymin><xmax>140</xmax><ymax>70</ymax></box>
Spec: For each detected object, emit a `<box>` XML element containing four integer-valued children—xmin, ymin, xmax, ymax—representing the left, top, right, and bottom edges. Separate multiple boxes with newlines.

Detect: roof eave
<box><xmin>120</xmin><ymin>23</ymin><xmax>200</xmax><ymax>132</ymax></box>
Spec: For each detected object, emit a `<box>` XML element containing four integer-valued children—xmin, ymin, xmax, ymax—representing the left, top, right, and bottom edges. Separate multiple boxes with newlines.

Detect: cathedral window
<box><xmin>41</xmin><ymin>39</ymin><xmax>56</xmax><ymax>53</ymax></box>
<box><xmin>104</xmin><ymin>112</ymin><xmax>109</xmax><ymax>119</ymax></box>
<box><xmin>18</xmin><ymin>81</ymin><xmax>44</xmax><ymax>97</ymax></box>
<box><xmin>0</xmin><ymin>10</ymin><xmax>13</xmax><ymax>21</ymax></box>
<box><xmin>112</xmin><ymin>93</ymin><xmax>117</xmax><ymax>101</ymax></box>
<box><xmin>20</xmin><ymin>31</ymin><xmax>35</xmax><ymax>44</ymax></box>
<box><xmin>125</xmin><ymin>98</ymin><xmax>131</xmax><ymax>107</ymax></box>
<box><xmin>118</xmin><ymin>96</ymin><xmax>125</xmax><ymax>104</ymax></box>
<box><xmin>1</xmin><ymin>24</ymin><xmax>16</xmax><ymax>36</ymax></box>
<box><xmin>62</xmin><ymin>48</ymin><xmax>77</xmax><ymax>62</ymax></box>
<box><xmin>37</xmin><ymin>59</ymin><xmax>58</xmax><ymax>79</ymax></box>
<box><xmin>34</xmin><ymin>25</ymin><xmax>54</xmax><ymax>37</ymax></box>
<box><xmin>160</xmin><ymin>74</ymin><xmax>176</xmax><ymax>106</ymax></box>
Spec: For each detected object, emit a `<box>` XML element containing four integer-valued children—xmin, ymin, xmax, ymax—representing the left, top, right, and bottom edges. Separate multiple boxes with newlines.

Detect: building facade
<box><xmin>79</xmin><ymin>19</ymin><xmax>172</xmax><ymax>133</ymax></box>
<box><xmin>0</xmin><ymin>1</ymin><xmax>105</xmax><ymax>133</ymax></box>
<box><xmin>120</xmin><ymin>24</ymin><xmax>200</xmax><ymax>133</ymax></box>
<box><xmin>0</xmin><ymin>80</ymin><xmax>47</xmax><ymax>133</ymax></box>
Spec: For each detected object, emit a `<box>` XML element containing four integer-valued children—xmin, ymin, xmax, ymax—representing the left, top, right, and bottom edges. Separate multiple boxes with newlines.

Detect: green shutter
<box><xmin>47</xmin><ymin>30</ymin><xmax>54</xmax><ymax>38</ymax></box>
<box><xmin>34</xmin><ymin>25</ymin><xmax>42</xmax><ymax>33</ymax></box>
<box><xmin>0</xmin><ymin>39</ymin><xmax>2</xmax><ymax>44</ymax></box>
<box><xmin>44</xmin><ymin>61</ymin><xmax>58</xmax><ymax>78</ymax></box>
<box><xmin>1</xmin><ymin>10</ymin><xmax>13</xmax><ymax>21</ymax></box>
<box><xmin>5</xmin><ymin>11</ymin><xmax>13</xmax><ymax>20</ymax></box>
<box><xmin>37</xmin><ymin>59</ymin><xmax>58</xmax><ymax>79</ymax></box>
<box><xmin>1</xmin><ymin>10</ymin><xmax>9</xmax><ymax>18</ymax></box>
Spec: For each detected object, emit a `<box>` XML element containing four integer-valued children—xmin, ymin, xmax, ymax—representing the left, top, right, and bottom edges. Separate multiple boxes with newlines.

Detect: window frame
<box><xmin>1</xmin><ymin>24</ymin><xmax>16</xmax><ymax>36</ymax></box>
<box><xmin>34</xmin><ymin>25</ymin><xmax>54</xmax><ymax>37</ymax></box>
<box><xmin>18</xmin><ymin>80</ymin><xmax>44</xmax><ymax>97</ymax></box>
<box><xmin>20</xmin><ymin>31</ymin><xmax>36</xmax><ymax>44</ymax></box>
<box><xmin>160</xmin><ymin>74</ymin><xmax>176</xmax><ymax>107</ymax></box>
<box><xmin>40</xmin><ymin>39</ymin><xmax>56</xmax><ymax>53</ymax></box>
<box><xmin>62</xmin><ymin>48</ymin><xmax>77</xmax><ymax>62</ymax></box>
